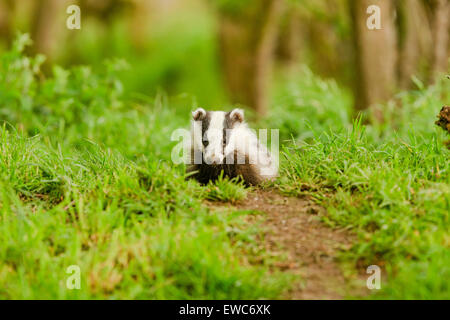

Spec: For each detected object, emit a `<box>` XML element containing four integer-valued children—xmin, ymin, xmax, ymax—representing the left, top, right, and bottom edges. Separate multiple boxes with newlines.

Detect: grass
<box><xmin>204</xmin><ymin>172</ymin><xmax>249</xmax><ymax>204</ymax></box>
<box><xmin>274</xmin><ymin>71</ymin><xmax>449</xmax><ymax>299</ymax></box>
<box><xmin>0</xmin><ymin>35</ymin><xmax>288</xmax><ymax>299</ymax></box>
<box><xmin>0</xmin><ymin>34</ymin><xmax>449</xmax><ymax>299</ymax></box>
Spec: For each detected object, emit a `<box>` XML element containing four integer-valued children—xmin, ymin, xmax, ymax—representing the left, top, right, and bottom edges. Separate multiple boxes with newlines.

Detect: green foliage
<box><xmin>378</xmin><ymin>248</ymin><xmax>450</xmax><ymax>300</ymax></box>
<box><xmin>211</xmin><ymin>0</ymin><xmax>255</xmax><ymax>14</ymax></box>
<box><xmin>267</xmin><ymin>67</ymin><xmax>353</xmax><ymax>142</ymax></box>
<box><xmin>0</xmin><ymin>34</ymin><xmax>128</xmax><ymax>136</ymax></box>
<box><xmin>67</xmin><ymin>4</ymin><xmax>226</xmax><ymax>107</ymax></box>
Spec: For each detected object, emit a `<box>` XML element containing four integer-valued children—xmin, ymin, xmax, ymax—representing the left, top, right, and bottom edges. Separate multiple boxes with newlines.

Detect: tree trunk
<box><xmin>0</xmin><ymin>0</ymin><xmax>14</xmax><ymax>46</ymax></box>
<box><xmin>430</xmin><ymin>0</ymin><xmax>450</xmax><ymax>80</ymax></box>
<box><xmin>276</xmin><ymin>7</ymin><xmax>302</xmax><ymax>68</ymax></box>
<box><xmin>30</xmin><ymin>0</ymin><xmax>65</xmax><ymax>60</ymax></box>
<box><xmin>218</xmin><ymin>0</ymin><xmax>283</xmax><ymax>116</ymax></box>
<box><xmin>350</xmin><ymin>0</ymin><xmax>398</xmax><ymax>122</ymax></box>
<box><xmin>397</xmin><ymin>0</ymin><xmax>432</xmax><ymax>89</ymax></box>
<box><xmin>307</xmin><ymin>17</ymin><xmax>343</xmax><ymax>79</ymax></box>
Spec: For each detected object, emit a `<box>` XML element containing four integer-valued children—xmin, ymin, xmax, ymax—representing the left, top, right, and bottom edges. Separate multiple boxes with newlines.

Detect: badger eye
<box><xmin>203</xmin><ymin>140</ymin><xmax>209</xmax><ymax>147</ymax></box>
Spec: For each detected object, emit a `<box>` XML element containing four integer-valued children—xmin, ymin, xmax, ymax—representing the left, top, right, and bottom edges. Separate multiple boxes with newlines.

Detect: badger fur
<box><xmin>186</xmin><ymin>108</ymin><xmax>278</xmax><ymax>185</ymax></box>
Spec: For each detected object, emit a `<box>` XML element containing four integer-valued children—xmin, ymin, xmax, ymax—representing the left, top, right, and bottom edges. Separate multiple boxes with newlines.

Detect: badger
<box><xmin>186</xmin><ymin>108</ymin><xmax>278</xmax><ymax>185</ymax></box>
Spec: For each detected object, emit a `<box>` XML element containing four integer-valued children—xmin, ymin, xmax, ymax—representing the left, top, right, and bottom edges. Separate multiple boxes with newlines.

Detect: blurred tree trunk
<box><xmin>0</xmin><ymin>0</ymin><xmax>14</xmax><ymax>45</ymax></box>
<box><xmin>306</xmin><ymin>0</ymin><xmax>350</xmax><ymax>80</ymax></box>
<box><xmin>430</xmin><ymin>0</ymin><xmax>450</xmax><ymax>79</ymax></box>
<box><xmin>218</xmin><ymin>0</ymin><xmax>283</xmax><ymax>116</ymax></box>
<box><xmin>397</xmin><ymin>0</ymin><xmax>432</xmax><ymax>89</ymax></box>
<box><xmin>307</xmin><ymin>18</ymin><xmax>342</xmax><ymax>78</ymax></box>
<box><xmin>276</xmin><ymin>7</ymin><xmax>302</xmax><ymax>68</ymax></box>
<box><xmin>350</xmin><ymin>0</ymin><xmax>397</xmax><ymax>122</ymax></box>
<box><xmin>128</xmin><ymin>0</ymin><xmax>154</xmax><ymax>50</ymax></box>
<box><xmin>30</xmin><ymin>0</ymin><xmax>65</xmax><ymax>60</ymax></box>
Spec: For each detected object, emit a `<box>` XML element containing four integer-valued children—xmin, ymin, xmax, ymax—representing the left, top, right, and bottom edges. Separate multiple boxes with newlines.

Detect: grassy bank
<box><xmin>0</xmin><ymin>35</ymin><xmax>449</xmax><ymax>299</ymax></box>
<box><xmin>274</xmin><ymin>70</ymin><xmax>449</xmax><ymax>299</ymax></box>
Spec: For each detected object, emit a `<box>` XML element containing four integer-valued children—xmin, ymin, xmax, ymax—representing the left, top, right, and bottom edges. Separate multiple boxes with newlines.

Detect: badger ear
<box><xmin>192</xmin><ymin>108</ymin><xmax>206</xmax><ymax>121</ymax></box>
<box><xmin>230</xmin><ymin>108</ymin><xmax>244</xmax><ymax>123</ymax></box>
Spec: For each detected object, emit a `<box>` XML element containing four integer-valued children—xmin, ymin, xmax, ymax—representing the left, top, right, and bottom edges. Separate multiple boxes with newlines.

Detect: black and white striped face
<box><xmin>191</xmin><ymin>108</ymin><xmax>244</xmax><ymax>165</ymax></box>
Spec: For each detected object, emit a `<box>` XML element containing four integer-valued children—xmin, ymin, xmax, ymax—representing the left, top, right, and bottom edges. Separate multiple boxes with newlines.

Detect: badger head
<box><xmin>191</xmin><ymin>107</ymin><xmax>244</xmax><ymax>165</ymax></box>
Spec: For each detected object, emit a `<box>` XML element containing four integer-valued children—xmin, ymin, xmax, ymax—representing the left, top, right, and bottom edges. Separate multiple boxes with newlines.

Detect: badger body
<box><xmin>186</xmin><ymin>108</ymin><xmax>278</xmax><ymax>185</ymax></box>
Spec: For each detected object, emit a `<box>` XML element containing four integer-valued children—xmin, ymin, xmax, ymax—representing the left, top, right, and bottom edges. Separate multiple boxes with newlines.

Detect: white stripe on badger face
<box><xmin>191</xmin><ymin>119</ymin><xmax>204</xmax><ymax>164</ymax></box>
<box><xmin>224</xmin><ymin>124</ymin><xmax>257</xmax><ymax>163</ymax></box>
<box><xmin>191</xmin><ymin>120</ymin><xmax>203</xmax><ymax>151</ymax></box>
<box><xmin>204</xmin><ymin>111</ymin><xmax>225</xmax><ymax>165</ymax></box>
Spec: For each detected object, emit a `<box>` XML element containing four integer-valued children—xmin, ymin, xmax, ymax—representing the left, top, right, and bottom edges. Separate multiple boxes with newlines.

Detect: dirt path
<box><xmin>207</xmin><ymin>190</ymin><xmax>366</xmax><ymax>299</ymax></box>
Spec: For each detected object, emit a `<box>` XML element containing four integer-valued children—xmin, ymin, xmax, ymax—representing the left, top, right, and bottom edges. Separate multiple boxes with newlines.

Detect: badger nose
<box><xmin>210</xmin><ymin>153</ymin><xmax>223</xmax><ymax>164</ymax></box>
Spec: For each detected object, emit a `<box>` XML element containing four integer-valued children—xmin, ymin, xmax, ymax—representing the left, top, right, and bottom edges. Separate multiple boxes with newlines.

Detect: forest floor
<box><xmin>206</xmin><ymin>190</ymin><xmax>368</xmax><ymax>299</ymax></box>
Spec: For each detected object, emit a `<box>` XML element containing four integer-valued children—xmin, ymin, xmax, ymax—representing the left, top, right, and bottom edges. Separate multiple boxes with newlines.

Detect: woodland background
<box><xmin>0</xmin><ymin>0</ymin><xmax>449</xmax><ymax>117</ymax></box>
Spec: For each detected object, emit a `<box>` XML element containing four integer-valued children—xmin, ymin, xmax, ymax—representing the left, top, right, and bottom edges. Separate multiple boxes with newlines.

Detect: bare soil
<box><xmin>206</xmin><ymin>190</ymin><xmax>367</xmax><ymax>299</ymax></box>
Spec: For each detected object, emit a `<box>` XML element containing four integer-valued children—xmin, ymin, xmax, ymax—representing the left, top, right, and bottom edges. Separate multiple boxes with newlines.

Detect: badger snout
<box><xmin>204</xmin><ymin>152</ymin><xmax>224</xmax><ymax>165</ymax></box>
